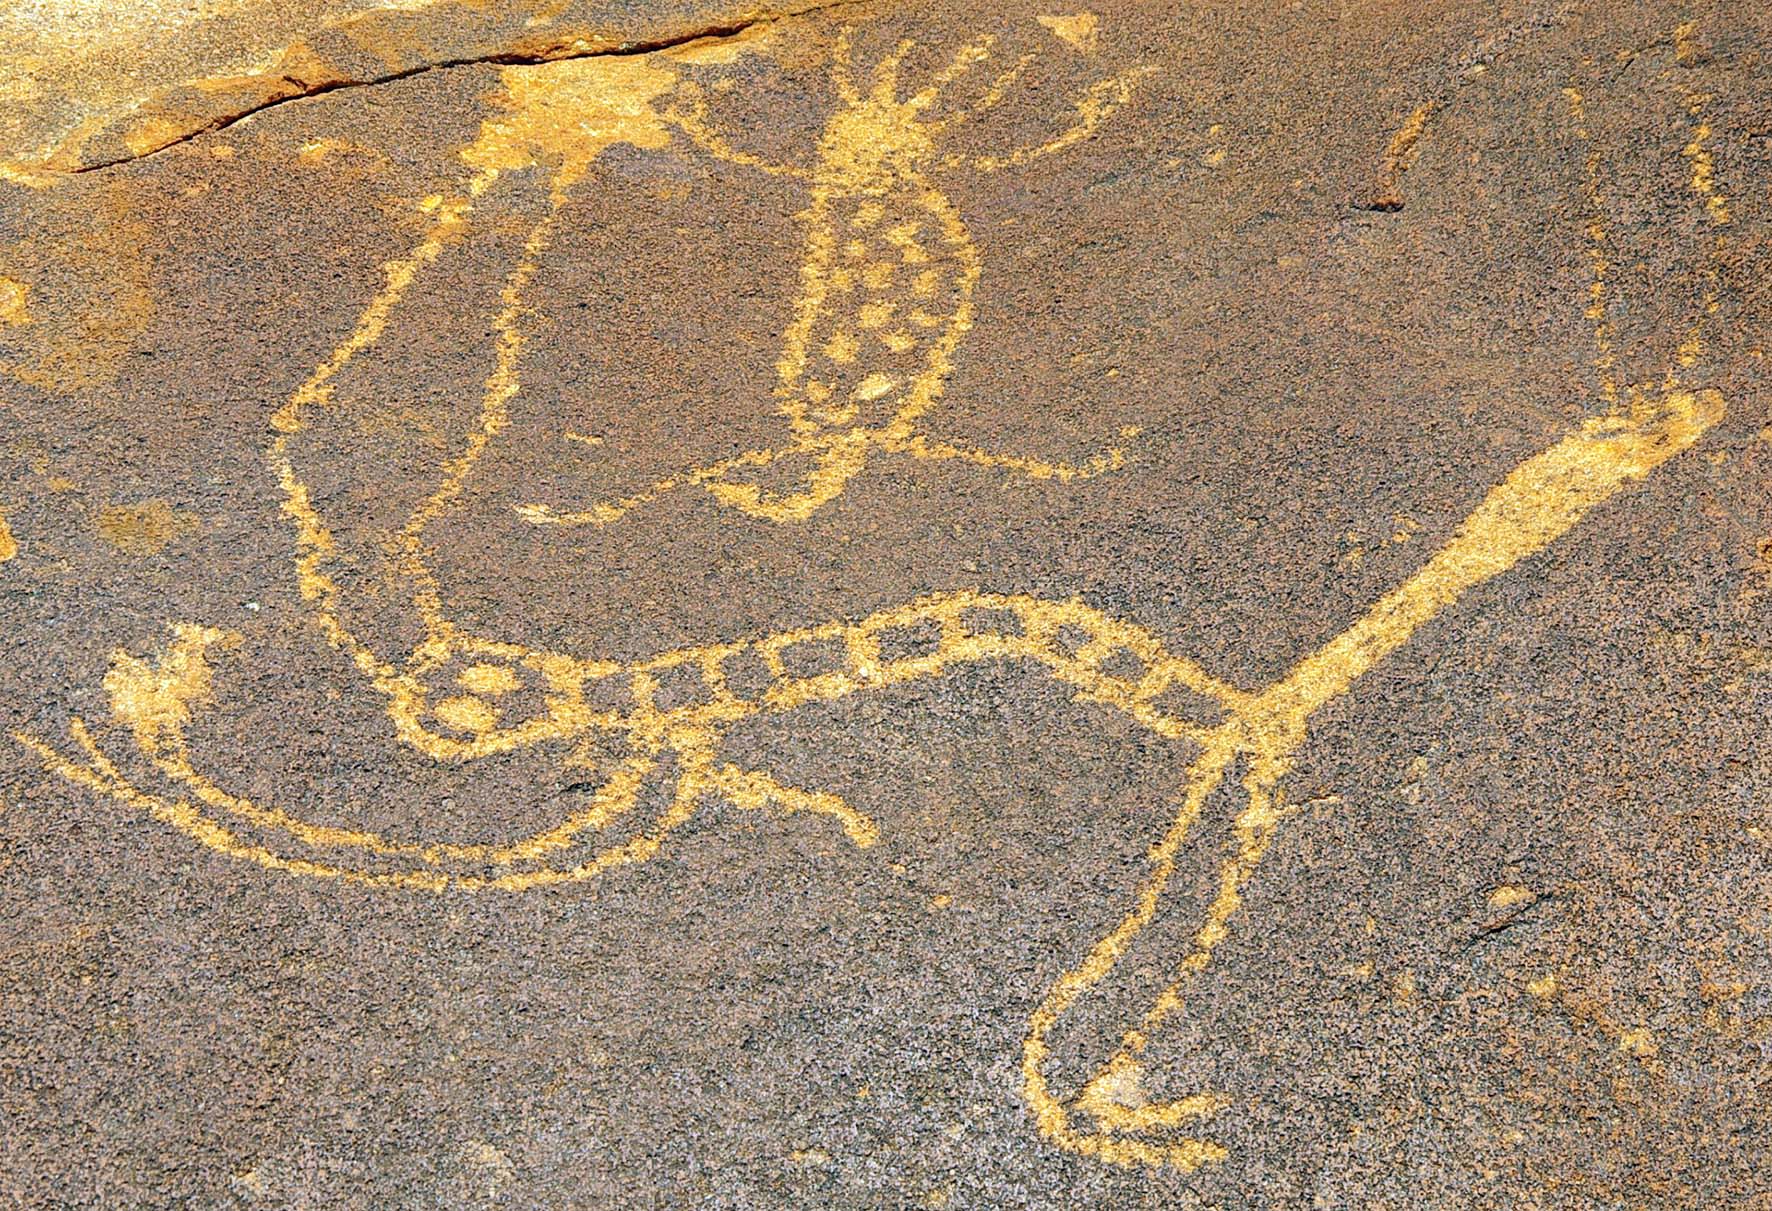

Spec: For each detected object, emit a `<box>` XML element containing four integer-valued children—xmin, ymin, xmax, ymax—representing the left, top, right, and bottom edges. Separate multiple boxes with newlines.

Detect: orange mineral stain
<box><xmin>97</xmin><ymin>499</ymin><xmax>193</xmax><ymax>556</ymax></box>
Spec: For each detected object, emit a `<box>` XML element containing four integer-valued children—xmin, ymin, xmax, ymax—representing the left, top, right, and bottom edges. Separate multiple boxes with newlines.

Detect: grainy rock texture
<box><xmin>2</xmin><ymin>2</ymin><xmax>1769</xmax><ymax>1207</ymax></box>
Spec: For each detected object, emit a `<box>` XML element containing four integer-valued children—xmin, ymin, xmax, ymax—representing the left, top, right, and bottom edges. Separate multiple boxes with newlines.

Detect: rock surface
<box><xmin>2</xmin><ymin>1</ymin><xmax>1769</xmax><ymax>1206</ymax></box>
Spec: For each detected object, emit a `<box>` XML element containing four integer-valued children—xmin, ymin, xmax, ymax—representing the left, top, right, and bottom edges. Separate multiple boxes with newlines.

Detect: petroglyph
<box><xmin>16</xmin><ymin>18</ymin><xmax>1739</xmax><ymax>1176</ymax></box>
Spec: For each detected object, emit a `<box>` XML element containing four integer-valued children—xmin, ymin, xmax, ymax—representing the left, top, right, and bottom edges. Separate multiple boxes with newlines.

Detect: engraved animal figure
<box><xmin>15</xmin><ymin>41</ymin><xmax>1738</xmax><ymax>1178</ymax></box>
<box><xmin>28</xmin><ymin>380</ymin><xmax>1723</xmax><ymax>1179</ymax></box>
<box><xmin>516</xmin><ymin>29</ymin><xmax>1153</xmax><ymax>528</ymax></box>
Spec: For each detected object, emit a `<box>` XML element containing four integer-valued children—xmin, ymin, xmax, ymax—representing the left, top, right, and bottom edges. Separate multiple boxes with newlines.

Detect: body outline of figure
<box><xmin>516</xmin><ymin>26</ymin><xmax>1153</xmax><ymax>529</ymax></box>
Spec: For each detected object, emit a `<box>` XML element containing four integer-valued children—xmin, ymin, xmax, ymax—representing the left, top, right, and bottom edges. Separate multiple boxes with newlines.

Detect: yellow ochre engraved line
<box><xmin>1021</xmin><ymin>386</ymin><xmax>1728</xmax><ymax>1170</ymax></box>
<box><xmin>23</xmin><ymin>585</ymin><xmax>1240</xmax><ymax>884</ymax></box>
<box><xmin>1563</xmin><ymin>86</ymin><xmax>1620</xmax><ymax>406</ymax></box>
<box><xmin>519</xmin><ymin>24</ymin><xmax>1153</xmax><ymax>528</ymax></box>
<box><xmin>1019</xmin><ymin>62</ymin><xmax>1735</xmax><ymax>1168</ymax></box>
<box><xmin>1679</xmin><ymin>94</ymin><xmax>1731</xmax><ymax>227</ymax></box>
<box><xmin>11</xmin><ymin>24</ymin><xmax>1736</xmax><ymax>1178</ymax></box>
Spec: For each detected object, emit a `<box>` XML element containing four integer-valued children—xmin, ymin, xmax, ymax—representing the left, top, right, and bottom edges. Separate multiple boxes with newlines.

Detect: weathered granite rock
<box><xmin>2</xmin><ymin>1</ymin><xmax>1768</xmax><ymax>1206</ymax></box>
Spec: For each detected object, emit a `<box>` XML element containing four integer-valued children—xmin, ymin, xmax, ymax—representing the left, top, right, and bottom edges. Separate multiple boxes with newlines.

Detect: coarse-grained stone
<box><xmin>2</xmin><ymin>2</ymin><xmax>1768</xmax><ymax>1207</ymax></box>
